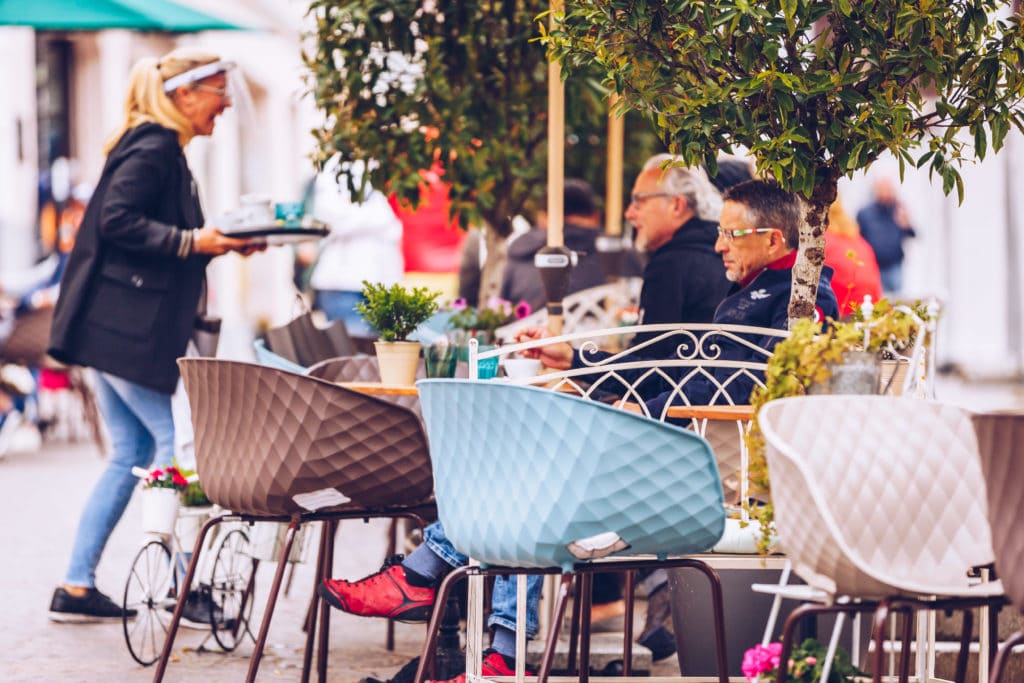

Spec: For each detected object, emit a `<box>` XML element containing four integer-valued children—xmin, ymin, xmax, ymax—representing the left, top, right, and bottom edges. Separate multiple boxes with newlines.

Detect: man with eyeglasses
<box><xmin>520</xmin><ymin>179</ymin><xmax>838</xmax><ymax>410</ymax></box>
<box><xmin>625</xmin><ymin>154</ymin><xmax>733</xmax><ymax>357</ymax></box>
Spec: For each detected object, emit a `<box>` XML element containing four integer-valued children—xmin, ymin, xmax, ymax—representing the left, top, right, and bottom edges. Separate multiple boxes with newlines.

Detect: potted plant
<box><xmin>176</xmin><ymin>476</ymin><xmax>213</xmax><ymax>551</ymax></box>
<box><xmin>742</xmin><ymin>638</ymin><xmax>862</xmax><ymax>682</ymax></box>
<box><xmin>446</xmin><ymin>296</ymin><xmax>532</xmax><ymax>347</ymax></box>
<box><xmin>357</xmin><ymin>281</ymin><xmax>440</xmax><ymax>385</ymax></box>
<box><xmin>744</xmin><ymin>299</ymin><xmax>934</xmax><ymax>552</ymax></box>
<box><xmin>140</xmin><ymin>465</ymin><xmax>189</xmax><ymax>536</ymax></box>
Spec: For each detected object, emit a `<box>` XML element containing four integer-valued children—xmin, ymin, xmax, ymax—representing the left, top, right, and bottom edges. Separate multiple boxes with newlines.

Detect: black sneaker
<box><xmin>48</xmin><ymin>587</ymin><xmax>137</xmax><ymax>623</ymax></box>
<box><xmin>169</xmin><ymin>585</ymin><xmax>226</xmax><ymax>630</ymax></box>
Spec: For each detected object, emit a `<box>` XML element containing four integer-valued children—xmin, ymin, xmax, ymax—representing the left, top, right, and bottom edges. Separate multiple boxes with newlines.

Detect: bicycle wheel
<box><xmin>209</xmin><ymin>527</ymin><xmax>256</xmax><ymax>651</ymax></box>
<box><xmin>123</xmin><ymin>539</ymin><xmax>177</xmax><ymax>666</ymax></box>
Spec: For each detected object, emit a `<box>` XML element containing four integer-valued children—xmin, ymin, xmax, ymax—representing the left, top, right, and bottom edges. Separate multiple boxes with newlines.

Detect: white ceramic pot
<box><xmin>141</xmin><ymin>487</ymin><xmax>180</xmax><ymax>536</ymax></box>
<box><xmin>175</xmin><ymin>506</ymin><xmax>213</xmax><ymax>551</ymax></box>
<box><xmin>374</xmin><ymin>340</ymin><xmax>421</xmax><ymax>386</ymax></box>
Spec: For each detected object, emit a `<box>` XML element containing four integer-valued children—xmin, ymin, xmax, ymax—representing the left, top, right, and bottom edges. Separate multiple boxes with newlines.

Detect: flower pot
<box><xmin>141</xmin><ymin>487</ymin><xmax>180</xmax><ymax>536</ymax></box>
<box><xmin>879</xmin><ymin>358</ymin><xmax>910</xmax><ymax>396</ymax></box>
<box><xmin>810</xmin><ymin>350</ymin><xmax>881</xmax><ymax>395</ymax></box>
<box><xmin>175</xmin><ymin>505</ymin><xmax>213</xmax><ymax>551</ymax></box>
<box><xmin>374</xmin><ymin>340</ymin><xmax>421</xmax><ymax>386</ymax></box>
<box><xmin>247</xmin><ymin>521</ymin><xmax>309</xmax><ymax>563</ymax></box>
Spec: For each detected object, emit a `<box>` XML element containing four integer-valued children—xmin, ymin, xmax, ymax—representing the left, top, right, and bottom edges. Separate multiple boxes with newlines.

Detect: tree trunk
<box><xmin>477</xmin><ymin>223</ymin><xmax>511</xmax><ymax>305</ymax></box>
<box><xmin>788</xmin><ymin>181</ymin><xmax>838</xmax><ymax>322</ymax></box>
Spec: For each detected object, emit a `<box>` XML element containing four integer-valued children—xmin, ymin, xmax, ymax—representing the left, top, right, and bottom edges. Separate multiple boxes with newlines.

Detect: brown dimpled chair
<box><xmin>972</xmin><ymin>411</ymin><xmax>1024</xmax><ymax>683</ymax></box>
<box><xmin>154</xmin><ymin>359</ymin><xmax>435</xmax><ymax>683</ymax></box>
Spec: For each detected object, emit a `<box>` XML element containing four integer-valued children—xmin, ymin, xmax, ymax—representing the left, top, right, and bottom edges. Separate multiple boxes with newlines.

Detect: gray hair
<box><xmin>642</xmin><ymin>153</ymin><xmax>723</xmax><ymax>222</ymax></box>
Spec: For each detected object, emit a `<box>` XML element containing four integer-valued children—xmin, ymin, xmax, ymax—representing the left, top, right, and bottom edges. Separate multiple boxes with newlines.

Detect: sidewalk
<box><xmin>0</xmin><ymin>437</ymin><xmax>426</xmax><ymax>682</ymax></box>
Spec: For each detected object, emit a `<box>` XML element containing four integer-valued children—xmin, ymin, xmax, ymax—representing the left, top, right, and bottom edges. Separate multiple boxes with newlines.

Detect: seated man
<box><xmin>521</xmin><ymin>179</ymin><xmax>840</xmax><ymax>414</ymax></box>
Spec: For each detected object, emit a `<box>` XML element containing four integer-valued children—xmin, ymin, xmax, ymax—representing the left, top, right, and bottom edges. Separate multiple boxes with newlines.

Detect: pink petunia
<box><xmin>514</xmin><ymin>301</ymin><xmax>532</xmax><ymax>319</ymax></box>
<box><xmin>741</xmin><ymin>643</ymin><xmax>781</xmax><ymax>680</ymax></box>
<box><xmin>450</xmin><ymin>297</ymin><xmax>467</xmax><ymax>311</ymax></box>
<box><xmin>805</xmin><ymin>656</ymin><xmax>817</xmax><ymax>666</ymax></box>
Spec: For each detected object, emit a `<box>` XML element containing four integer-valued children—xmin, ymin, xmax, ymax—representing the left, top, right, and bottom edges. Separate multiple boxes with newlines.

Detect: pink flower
<box><xmin>514</xmin><ymin>300</ymin><xmax>532</xmax><ymax>319</ymax></box>
<box><xmin>805</xmin><ymin>656</ymin><xmax>817</xmax><ymax>666</ymax></box>
<box><xmin>742</xmin><ymin>643</ymin><xmax>782</xmax><ymax>680</ymax></box>
<box><xmin>450</xmin><ymin>297</ymin><xmax>467</xmax><ymax>311</ymax></box>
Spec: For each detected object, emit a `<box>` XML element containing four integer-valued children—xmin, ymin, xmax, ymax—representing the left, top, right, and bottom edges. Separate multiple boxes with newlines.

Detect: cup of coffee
<box><xmin>239</xmin><ymin>194</ymin><xmax>273</xmax><ymax>225</ymax></box>
<box><xmin>504</xmin><ymin>357</ymin><xmax>542</xmax><ymax>380</ymax></box>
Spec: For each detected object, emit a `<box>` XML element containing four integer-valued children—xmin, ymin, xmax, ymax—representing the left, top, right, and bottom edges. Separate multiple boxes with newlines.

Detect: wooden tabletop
<box><xmin>337</xmin><ymin>381</ymin><xmax>755</xmax><ymax>421</ymax></box>
<box><xmin>665</xmin><ymin>404</ymin><xmax>755</xmax><ymax>421</ymax></box>
<box><xmin>337</xmin><ymin>381</ymin><xmax>419</xmax><ymax>396</ymax></box>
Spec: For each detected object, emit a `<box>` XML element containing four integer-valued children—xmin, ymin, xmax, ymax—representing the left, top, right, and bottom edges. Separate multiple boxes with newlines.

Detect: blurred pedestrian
<box><xmin>308</xmin><ymin>157</ymin><xmax>403</xmax><ymax>337</ymax></box>
<box><xmin>825</xmin><ymin>197</ymin><xmax>882</xmax><ymax>317</ymax></box>
<box><xmin>856</xmin><ymin>176</ymin><xmax>916</xmax><ymax>294</ymax></box>
<box><xmin>47</xmin><ymin>47</ymin><xmax>264</xmax><ymax>622</ymax></box>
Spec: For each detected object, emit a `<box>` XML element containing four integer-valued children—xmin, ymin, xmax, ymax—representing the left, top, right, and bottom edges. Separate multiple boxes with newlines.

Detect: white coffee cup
<box><xmin>503</xmin><ymin>358</ymin><xmax>542</xmax><ymax>379</ymax></box>
<box><xmin>239</xmin><ymin>194</ymin><xmax>273</xmax><ymax>225</ymax></box>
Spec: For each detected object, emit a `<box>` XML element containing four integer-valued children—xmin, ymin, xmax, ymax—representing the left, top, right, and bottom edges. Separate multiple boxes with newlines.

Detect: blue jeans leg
<box><xmin>315</xmin><ymin>289</ymin><xmax>374</xmax><ymax>337</ymax></box>
<box><xmin>63</xmin><ymin>372</ymin><xmax>175</xmax><ymax>588</ymax></box>
<box><xmin>879</xmin><ymin>263</ymin><xmax>903</xmax><ymax>294</ymax></box>
<box><xmin>420</xmin><ymin>521</ymin><xmax>542</xmax><ymax>639</ymax></box>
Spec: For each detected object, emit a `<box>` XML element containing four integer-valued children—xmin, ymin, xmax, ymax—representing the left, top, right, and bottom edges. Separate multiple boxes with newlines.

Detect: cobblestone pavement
<box><xmin>3</xmin><ymin>374</ymin><xmax>1020</xmax><ymax>681</ymax></box>
<box><xmin>0</xmin><ymin>437</ymin><xmax>427</xmax><ymax>682</ymax></box>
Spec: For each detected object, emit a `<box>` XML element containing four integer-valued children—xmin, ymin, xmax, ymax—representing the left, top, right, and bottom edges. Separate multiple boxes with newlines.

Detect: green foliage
<box><xmin>551</xmin><ymin>1</ymin><xmax>1024</xmax><ymax>317</ymax></box>
<box><xmin>305</xmin><ymin>0</ymin><xmax>649</xmax><ymax>235</ymax></box>
<box><xmin>744</xmin><ymin>301</ymin><xmax>934</xmax><ymax>552</ymax></box>
<box><xmin>357</xmin><ymin>281</ymin><xmax>440</xmax><ymax>342</ymax></box>
<box><xmin>181</xmin><ymin>481</ymin><xmax>211</xmax><ymax>508</ymax></box>
<box><xmin>551</xmin><ymin>1</ymin><xmax>1024</xmax><ymax>204</ymax></box>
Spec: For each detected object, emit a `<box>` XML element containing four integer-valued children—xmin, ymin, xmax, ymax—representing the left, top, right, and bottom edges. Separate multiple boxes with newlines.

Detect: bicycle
<box><xmin>122</xmin><ymin>466</ymin><xmax>258</xmax><ymax>666</ymax></box>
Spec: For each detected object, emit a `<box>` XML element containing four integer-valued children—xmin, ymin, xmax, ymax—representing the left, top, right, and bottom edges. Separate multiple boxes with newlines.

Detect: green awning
<box><xmin>0</xmin><ymin>0</ymin><xmax>248</xmax><ymax>32</ymax></box>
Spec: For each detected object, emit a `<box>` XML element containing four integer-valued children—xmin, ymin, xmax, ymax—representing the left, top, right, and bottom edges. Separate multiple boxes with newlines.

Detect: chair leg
<box><xmin>991</xmin><ymin>629</ymin><xmax>1024</xmax><ymax>683</ymax></box>
<box><xmin>301</xmin><ymin>522</ymin><xmax>331</xmax><ymax>683</ymax></box>
<box><xmin>414</xmin><ymin>565</ymin><xmax>473</xmax><ymax>683</ymax></box>
<box><xmin>899</xmin><ymin>608</ymin><xmax>915</xmax><ymax>683</ymax></box>
<box><xmin>956</xmin><ymin>608</ymin><xmax>974</xmax><ymax>683</ymax></box>
<box><xmin>386</xmin><ymin>518</ymin><xmax>398</xmax><ymax>651</ymax></box>
<box><xmin>153</xmin><ymin>515</ymin><xmax>223</xmax><ymax>682</ymax></box>
<box><xmin>579</xmin><ymin>572</ymin><xmax>593</xmax><ymax>683</ymax></box>
<box><xmin>567</xmin><ymin>574</ymin><xmax>583</xmax><ymax>675</ymax></box>
<box><xmin>622</xmin><ymin>570</ymin><xmax>635</xmax><ymax>676</ymax></box>
<box><xmin>246</xmin><ymin>517</ymin><xmax>302</xmax><ymax>683</ymax></box>
<box><xmin>871</xmin><ymin>599</ymin><xmax>894</xmax><ymax>683</ymax></box>
<box><xmin>317</xmin><ymin>520</ymin><xmax>338</xmax><ymax>682</ymax></box>
<box><xmin>537</xmin><ymin>574</ymin><xmax>574</xmax><ymax>683</ymax></box>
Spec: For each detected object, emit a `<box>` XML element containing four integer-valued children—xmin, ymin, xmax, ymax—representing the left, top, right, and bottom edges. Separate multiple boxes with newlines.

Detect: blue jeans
<box><xmin>315</xmin><ymin>289</ymin><xmax>374</xmax><ymax>337</ymax></box>
<box><xmin>423</xmin><ymin>522</ymin><xmax>543</xmax><ymax>638</ymax></box>
<box><xmin>64</xmin><ymin>372</ymin><xmax>175</xmax><ymax>588</ymax></box>
<box><xmin>879</xmin><ymin>263</ymin><xmax>903</xmax><ymax>294</ymax></box>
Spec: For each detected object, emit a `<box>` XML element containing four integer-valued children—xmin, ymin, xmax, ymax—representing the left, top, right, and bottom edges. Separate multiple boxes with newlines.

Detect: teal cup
<box><xmin>274</xmin><ymin>201</ymin><xmax>304</xmax><ymax>227</ymax></box>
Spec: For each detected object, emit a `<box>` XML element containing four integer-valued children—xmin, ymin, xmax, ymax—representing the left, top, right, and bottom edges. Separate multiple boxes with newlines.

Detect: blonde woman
<box><xmin>825</xmin><ymin>197</ymin><xmax>883</xmax><ymax>317</ymax></box>
<box><xmin>48</xmin><ymin>48</ymin><xmax>262</xmax><ymax>621</ymax></box>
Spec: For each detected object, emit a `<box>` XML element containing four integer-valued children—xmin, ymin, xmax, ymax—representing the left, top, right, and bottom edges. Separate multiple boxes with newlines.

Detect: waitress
<box><xmin>47</xmin><ymin>47</ymin><xmax>263</xmax><ymax>622</ymax></box>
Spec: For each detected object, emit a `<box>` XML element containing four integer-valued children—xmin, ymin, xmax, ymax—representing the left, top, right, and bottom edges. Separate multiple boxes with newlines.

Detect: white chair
<box><xmin>759</xmin><ymin>395</ymin><xmax>1004</xmax><ymax>683</ymax></box>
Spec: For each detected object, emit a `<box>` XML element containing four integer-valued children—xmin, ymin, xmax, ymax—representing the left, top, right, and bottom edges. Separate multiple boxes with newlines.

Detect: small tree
<box><xmin>551</xmin><ymin>0</ymin><xmax>1024</xmax><ymax>319</ymax></box>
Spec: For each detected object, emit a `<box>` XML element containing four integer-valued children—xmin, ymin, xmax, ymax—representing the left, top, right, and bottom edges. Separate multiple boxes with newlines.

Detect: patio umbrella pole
<box><xmin>535</xmin><ymin>0</ymin><xmax>572</xmax><ymax>335</ymax></box>
<box><xmin>597</xmin><ymin>94</ymin><xmax>626</xmax><ymax>282</ymax></box>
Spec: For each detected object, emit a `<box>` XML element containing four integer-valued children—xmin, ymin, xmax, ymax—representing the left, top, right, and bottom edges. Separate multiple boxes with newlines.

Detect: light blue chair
<box><xmin>253</xmin><ymin>338</ymin><xmax>307</xmax><ymax>374</ymax></box>
<box><xmin>414</xmin><ymin>379</ymin><xmax>729</xmax><ymax>682</ymax></box>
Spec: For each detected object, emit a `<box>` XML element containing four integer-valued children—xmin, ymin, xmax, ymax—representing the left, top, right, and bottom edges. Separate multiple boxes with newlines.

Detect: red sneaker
<box><xmin>318</xmin><ymin>559</ymin><xmax>435</xmax><ymax>622</ymax></box>
<box><xmin>429</xmin><ymin>649</ymin><xmax>534</xmax><ymax>683</ymax></box>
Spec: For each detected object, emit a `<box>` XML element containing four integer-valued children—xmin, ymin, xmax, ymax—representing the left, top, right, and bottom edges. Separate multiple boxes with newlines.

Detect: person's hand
<box><xmin>514</xmin><ymin>326</ymin><xmax>573</xmax><ymax>370</ymax></box>
<box><xmin>192</xmin><ymin>226</ymin><xmax>265</xmax><ymax>256</ymax></box>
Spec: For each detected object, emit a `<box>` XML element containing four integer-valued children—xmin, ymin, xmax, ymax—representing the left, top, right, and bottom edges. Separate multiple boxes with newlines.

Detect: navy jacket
<box><xmin>49</xmin><ymin>123</ymin><xmax>210</xmax><ymax>394</ymax></box>
<box><xmin>634</xmin><ymin>217</ymin><xmax>732</xmax><ymax>357</ymax></box>
<box><xmin>856</xmin><ymin>201</ymin><xmax>916</xmax><ymax>269</ymax></box>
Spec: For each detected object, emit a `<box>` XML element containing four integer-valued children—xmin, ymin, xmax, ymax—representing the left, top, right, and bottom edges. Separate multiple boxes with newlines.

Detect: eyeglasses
<box><xmin>629</xmin><ymin>192</ymin><xmax>678</xmax><ymax>206</ymax></box>
<box><xmin>193</xmin><ymin>84</ymin><xmax>230</xmax><ymax>100</ymax></box>
<box><xmin>716</xmin><ymin>227</ymin><xmax>776</xmax><ymax>243</ymax></box>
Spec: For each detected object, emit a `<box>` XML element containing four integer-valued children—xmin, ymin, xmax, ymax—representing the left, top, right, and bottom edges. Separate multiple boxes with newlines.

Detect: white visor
<box><xmin>163</xmin><ymin>60</ymin><xmax>236</xmax><ymax>93</ymax></box>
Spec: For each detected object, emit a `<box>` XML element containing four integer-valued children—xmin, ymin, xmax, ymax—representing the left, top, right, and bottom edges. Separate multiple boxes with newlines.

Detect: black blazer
<box><xmin>49</xmin><ymin>123</ymin><xmax>211</xmax><ymax>394</ymax></box>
